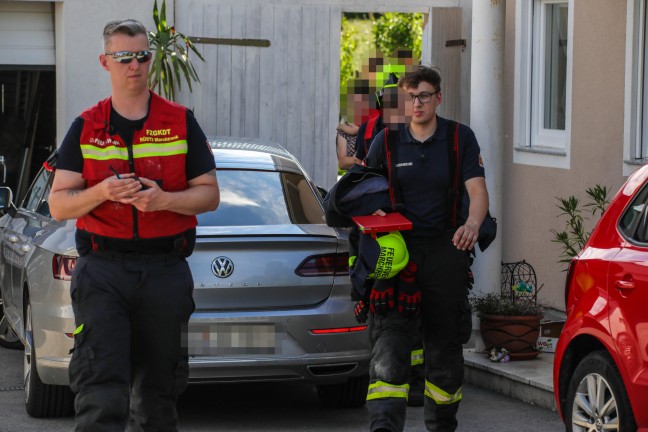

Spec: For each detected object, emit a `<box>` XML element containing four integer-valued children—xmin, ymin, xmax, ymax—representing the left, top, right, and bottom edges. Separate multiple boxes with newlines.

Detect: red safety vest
<box><xmin>76</xmin><ymin>92</ymin><xmax>197</xmax><ymax>239</ymax></box>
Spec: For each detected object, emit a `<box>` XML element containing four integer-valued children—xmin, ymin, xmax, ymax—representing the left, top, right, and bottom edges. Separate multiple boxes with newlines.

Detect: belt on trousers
<box><xmin>76</xmin><ymin>229</ymin><xmax>194</xmax><ymax>256</ymax></box>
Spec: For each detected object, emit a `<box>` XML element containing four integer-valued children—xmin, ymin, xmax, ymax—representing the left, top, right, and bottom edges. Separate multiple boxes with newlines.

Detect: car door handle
<box><xmin>615</xmin><ymin>279</ymin><xmax>635</xmax><ymax>290</ymax></box>
<box><xmin>8</xmin><ymin>235</ymin><xmax>18</xmax><ymax>243</ymax></box>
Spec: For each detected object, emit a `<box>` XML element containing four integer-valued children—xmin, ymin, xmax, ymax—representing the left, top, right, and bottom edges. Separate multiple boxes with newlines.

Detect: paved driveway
<box><xmin>0</xmin><ymin>347</ymin><xmax>564</xmax><ymax>431</ymax></box>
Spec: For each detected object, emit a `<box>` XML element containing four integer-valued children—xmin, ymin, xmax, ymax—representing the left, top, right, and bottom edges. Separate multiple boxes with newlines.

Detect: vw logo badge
<box><xmin>211</xmin><ymin>256</ymin><xmax>234</xmax><ymax>278</ymax></box>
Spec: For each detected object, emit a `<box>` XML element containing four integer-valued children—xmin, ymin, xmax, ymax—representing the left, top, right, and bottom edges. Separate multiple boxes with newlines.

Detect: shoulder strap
<box><xmin>363</xmin><ymin>113</ymin><xmax>380</xmax><ymax>158</ymax></box>
<box><xmin>384</xmin><ymin>128</ymin><xmax>404</xmax><ymax>212</ymax></box>
<box><xmin>364</xmin><ymin>113</ymin><xmax>380</xmax><ymax>140</ymax></box>
<box><xmin>446</xmin><ymin>120</ymin><xmax>463</xmax><ymax>228</ymax></box>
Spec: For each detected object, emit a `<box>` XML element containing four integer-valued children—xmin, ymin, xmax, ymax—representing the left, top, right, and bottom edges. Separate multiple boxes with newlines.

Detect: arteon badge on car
<box><xmin>211</xmin><ymin>257</ymin><xmax>234</xmax><ymax>278</ymax></box>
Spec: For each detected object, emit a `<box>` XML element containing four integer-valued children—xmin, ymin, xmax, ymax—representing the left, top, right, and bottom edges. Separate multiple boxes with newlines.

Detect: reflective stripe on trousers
<box><xmin>366</xmin><ymin>380</ymin><xmax>410</xmax><ymax>401</ymax></box>
<box><xmin>424</xmin><ymin>380</ymin><xmax>462</xmax><ymax>405</ymax></box>
<box><xmin>411</xmin><ymin>348</ymin><xmax>424</xmax><ymax>366</ymax></box>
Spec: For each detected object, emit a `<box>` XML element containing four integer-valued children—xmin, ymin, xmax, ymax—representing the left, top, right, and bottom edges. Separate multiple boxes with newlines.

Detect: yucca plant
<box><xmin>148</xmin><ymin>0</ymin><xmax>205</xmax><ymax>101</ymax></box>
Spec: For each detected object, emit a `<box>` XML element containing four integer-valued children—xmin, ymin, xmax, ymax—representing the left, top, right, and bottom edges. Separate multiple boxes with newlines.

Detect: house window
<box><xmin>626</xmin><ymin>0</ymin><xmax>648</xmax><ymax>168</ymax></box>
<box><xmin>536</xmin><ymin>2</ymin><xmax>567</xmax><ymax>133</ymax></box>
<box><xmin>514</xmin><ymin>0</ymin><xmax>573</xmax><ymax>169</ymax></box>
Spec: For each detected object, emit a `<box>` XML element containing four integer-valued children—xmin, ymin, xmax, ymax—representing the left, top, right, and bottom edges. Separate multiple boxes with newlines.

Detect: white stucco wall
<box><xmin>502</xmin><ymin>0</ymin><xmax>628</xmax><ymax>311</ymax></box>
<box><xmin>54</xmin><ymin>0</ymin><xmax>158</xmax><ymax>145</ymax></box>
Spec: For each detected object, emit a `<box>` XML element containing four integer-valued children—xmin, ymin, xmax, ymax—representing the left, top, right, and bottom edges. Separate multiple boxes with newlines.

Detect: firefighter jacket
<box><xmin>76</xmin><ymin>92</ymin><xmax>196</xmax><ymax>239</ymax></box>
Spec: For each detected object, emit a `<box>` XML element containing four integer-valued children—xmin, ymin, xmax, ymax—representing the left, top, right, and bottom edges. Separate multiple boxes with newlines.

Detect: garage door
<box><xmin>0</xmin><ymin>2</ymin><xmax>55</xmax><ymax>66</ymax></box>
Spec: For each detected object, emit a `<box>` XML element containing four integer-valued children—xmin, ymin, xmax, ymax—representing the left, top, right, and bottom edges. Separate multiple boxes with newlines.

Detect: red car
<box><xmin>554</xmin><ymin>165</ymin><xmax>648</xmax><ymax>431</ymax></box>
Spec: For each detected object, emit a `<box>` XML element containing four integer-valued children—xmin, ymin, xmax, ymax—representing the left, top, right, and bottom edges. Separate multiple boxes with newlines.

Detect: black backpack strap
<box><xmin>384</xmin><ymin>127</ymin><xmax>404</xmax><ymax>212</ymax></box>
<box><xmin>446</xmin><ymin>120</ymin><xmax>463</xmax><ymax>228</ymax></box>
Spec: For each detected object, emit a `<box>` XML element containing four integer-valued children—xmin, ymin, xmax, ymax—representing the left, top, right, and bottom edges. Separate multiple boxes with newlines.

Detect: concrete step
<box><xmin>463</xmin><ymin>348</ymin><xmax>556</xmax><ymax>411</ymax></box>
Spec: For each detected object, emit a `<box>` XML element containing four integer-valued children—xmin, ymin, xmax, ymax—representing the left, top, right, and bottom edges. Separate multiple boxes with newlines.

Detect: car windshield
<box><xmin>196</xmin><ymin>169</ymin><xmax>325</xmax><ymax>227</ymax></box>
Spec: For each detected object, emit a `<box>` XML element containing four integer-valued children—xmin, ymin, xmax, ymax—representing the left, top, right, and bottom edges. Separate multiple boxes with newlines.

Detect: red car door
<box><xmin>607</xmin><ymin>199</ymin><xmax>648</xmax><ymax>424</ymax></box>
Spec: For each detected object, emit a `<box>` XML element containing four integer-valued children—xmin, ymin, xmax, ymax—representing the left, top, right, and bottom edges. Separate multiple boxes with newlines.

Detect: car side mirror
<box><xmin>0</xmin><ymin>186</ymin><xmax>12</xmax><ymax>210</ymax></box>
<box><xmin>0</xmin><ymin>186</ymin><xmax>16</xmax><ymax>217</ymax></box>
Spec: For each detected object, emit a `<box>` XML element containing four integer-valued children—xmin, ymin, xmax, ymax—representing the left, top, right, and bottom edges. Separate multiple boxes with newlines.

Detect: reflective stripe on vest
<box><xmin>424</xmin><ymin>381</ymin><xmax>462</xmax><ymax>405</ymax></box>
<box><xmin>80</xmin><ymin>140</ymin><xmax>188</xmax><ymax>160</ymax></box>
<box><xmin>366</xmin><ymin>380</ymin><xmax>409</xmax><ymax>401</ymax></box>
<box><xmin>411</xmin><ymin>349</ymin><xmax>424</xmax><ymax>366</ymax></box>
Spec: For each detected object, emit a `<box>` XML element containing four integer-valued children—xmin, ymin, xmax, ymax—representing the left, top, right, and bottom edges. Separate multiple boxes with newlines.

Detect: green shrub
<box><xmin>470</xmin><ymin>292</ymin><xmax>544</xmax><ymax>317</ymax></box>
<box><xmin>550</xmin><ymin>185</ymin><xmax>611</xmax><ymax>268</ymax></box>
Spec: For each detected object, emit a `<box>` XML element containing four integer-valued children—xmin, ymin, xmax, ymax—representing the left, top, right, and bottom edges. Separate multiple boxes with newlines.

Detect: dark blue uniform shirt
<box><xmin>366</xmin><ymin>116</ymin><xmax>485</xmax><ymax>236</ymax></box>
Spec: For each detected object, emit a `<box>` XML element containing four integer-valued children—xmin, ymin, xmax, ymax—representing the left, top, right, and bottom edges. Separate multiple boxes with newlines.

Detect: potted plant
<box><xmin>470</xmin><ymin>260</ymin><xmax>545</xmax><ymax>360</ymax></box>
<box><xmin>470</xmin><ymin>293</ymin><xmax>543</xmax><ymax>360</ymax></box>
<box><xmin>470</xmin><ymin>292</ymin><xmax>544</xmax><ymax>360</ymax></box>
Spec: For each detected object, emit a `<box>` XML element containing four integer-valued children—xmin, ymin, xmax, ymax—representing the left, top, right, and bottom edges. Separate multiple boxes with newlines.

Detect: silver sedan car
<box><xmin>0</xmin><ymin>137</ymin><xmax>370</xmax><ymax>418</ymax></box>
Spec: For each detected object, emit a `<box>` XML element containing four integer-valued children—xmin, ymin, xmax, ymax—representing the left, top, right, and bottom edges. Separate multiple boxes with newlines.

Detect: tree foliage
<box><xmin>340</xmin><ymin>16</ymin><xmax>358</xmax><ymax>92</ymax></box>
<box><xmin>340</xmin><ymin>13</ymin><xmax>422</xmax><ymax>92</ymax></box>
<box><xmin>373</xmin><ymin>13</ymin><xmax>422</xmax><ymax>60</ymax></box>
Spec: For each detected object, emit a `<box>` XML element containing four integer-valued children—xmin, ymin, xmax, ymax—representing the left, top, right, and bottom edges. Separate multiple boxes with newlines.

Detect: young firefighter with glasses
<box><xmin>361</xmin><ymin>66</ymin><xmax>489</xmax><ymax>432</ymax></box>
<box><xmin>49</xmin><ymin>19</ymin><xmax>219</xmax><ymax>431</ymax></box>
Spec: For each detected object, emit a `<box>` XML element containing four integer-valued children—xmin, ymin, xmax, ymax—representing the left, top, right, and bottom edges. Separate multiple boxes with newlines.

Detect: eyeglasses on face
<box><xmin>104</xmin><ymin>50</ymin><xmax>152</xmax><ymax>64</ymax></box>
<box><xmin>408</xmin><ymin>91</ymin><xmax>439</xmax><ymax>104</ymax></box>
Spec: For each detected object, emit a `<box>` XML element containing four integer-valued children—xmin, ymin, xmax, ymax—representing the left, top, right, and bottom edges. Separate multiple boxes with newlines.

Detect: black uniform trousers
<box><xmin>367</xmin><ymin>232</ymin><xmax>471</xmax><ymax>432</ymax></box>
<box><xmin>69</xmin><ymin>251</ymin><xmax>195</xmax><ymax>432</ymax></box>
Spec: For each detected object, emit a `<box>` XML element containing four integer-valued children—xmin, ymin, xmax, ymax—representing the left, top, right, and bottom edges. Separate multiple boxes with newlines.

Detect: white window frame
<box><xmin>624</xmin><ymin>0</ymin><xmax>648</xmax><ymax>176</ymax></box>
<box><xmin>513</xmin><ymin>0</ymin><xmax>573</xmax><ymax>169</ymax></box>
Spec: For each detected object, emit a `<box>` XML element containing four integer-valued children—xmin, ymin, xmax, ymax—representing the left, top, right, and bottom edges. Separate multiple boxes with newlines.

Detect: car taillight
<box><xmin>564</xmin><ymin>259</ymin><xmax>576</xmax><ymax>308</ymax></box>
<box><xmin>311</xmin><ymin>326</ymin><xmax>368</xmax><ymax>334</ymax></box>
<box><xmin>295</xmin><ymin>253</ymin><xmax>349</xmax><ymax>276</ymax></box>
<box><xmin>52</xmin><ymin>255</ymin><xmax>77</xmax><ymax>281</ymax></box>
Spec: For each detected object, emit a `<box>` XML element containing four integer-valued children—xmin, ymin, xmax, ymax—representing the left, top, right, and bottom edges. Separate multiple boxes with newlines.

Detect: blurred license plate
<box><xmin>186</xmin><ymin>323</ymin><xmax>276</xmax><ymax>355</ymax></box>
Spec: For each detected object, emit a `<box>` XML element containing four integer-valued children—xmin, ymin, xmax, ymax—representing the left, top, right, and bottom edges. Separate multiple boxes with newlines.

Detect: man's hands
<box><xmin>452</xmin><ymin>220</ymin><xmax>479</xmax><ymax>251</ymax></box>
<box><xmin>455</xmin><ymin>176</ymin><xmax>489</xmax><ymax>251</ymax></box>
<box><xmin>102</xmin><ymin>172</ymin><xmax>142</xmax><ymax>202</ymax></box>
<box><xmin>107</xmin><ymin>174</ymin><xmax>167</xmax><ymax>212</ymax></box>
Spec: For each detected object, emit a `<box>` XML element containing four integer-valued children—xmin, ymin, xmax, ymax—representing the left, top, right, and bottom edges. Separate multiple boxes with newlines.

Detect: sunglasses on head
<box><xmin>104</xmin><ymin>50</ymin><xmax>152</xmax><ymax>64</ymax></box>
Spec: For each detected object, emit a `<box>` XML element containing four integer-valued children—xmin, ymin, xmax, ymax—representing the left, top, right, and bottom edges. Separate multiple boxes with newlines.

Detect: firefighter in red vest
<box><xmin>49</xmin><ymin>19</ymin><xmax>219</xmax><ymax>431</ymax></box>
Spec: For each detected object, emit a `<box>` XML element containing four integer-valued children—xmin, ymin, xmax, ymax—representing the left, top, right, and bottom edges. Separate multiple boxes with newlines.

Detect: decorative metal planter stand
<box><xmin>479</xmin><ymin>260</ymin><xmax>544</xmax><ymax>361</ymax></box>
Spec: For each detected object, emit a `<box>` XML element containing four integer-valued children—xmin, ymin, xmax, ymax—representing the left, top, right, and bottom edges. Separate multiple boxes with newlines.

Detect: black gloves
<box><xmin>354</xmin><ymin>300</ymin><xmax>369</xmax><ymax>323</ymax></box>
<box><xmin>369</xmin><ymin>278</ymin><xmax>397</xmax><ymax>315</ymax></box>
<box><xmin>357</xmin><ymin>262</ymin><xmax>419</xmax><ymax>320</ymax></box>
<box><xmin>397</xmin><ymin>261</ymin><xmax>420</xmax><ymax>317</ymax></box>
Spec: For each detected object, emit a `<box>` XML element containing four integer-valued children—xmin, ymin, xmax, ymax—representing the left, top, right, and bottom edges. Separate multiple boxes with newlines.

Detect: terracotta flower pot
<box><xmin>479</xmin><ymin>314</ymin><xmax>543</xmax><ymax>359</ymax></box>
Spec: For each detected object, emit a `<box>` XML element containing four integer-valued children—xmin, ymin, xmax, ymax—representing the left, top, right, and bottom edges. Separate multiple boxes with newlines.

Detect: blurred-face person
<box><xmin>381</xmin><ymin>86</ymin><xmax>411</xmax><ymax>130</ymax></box>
